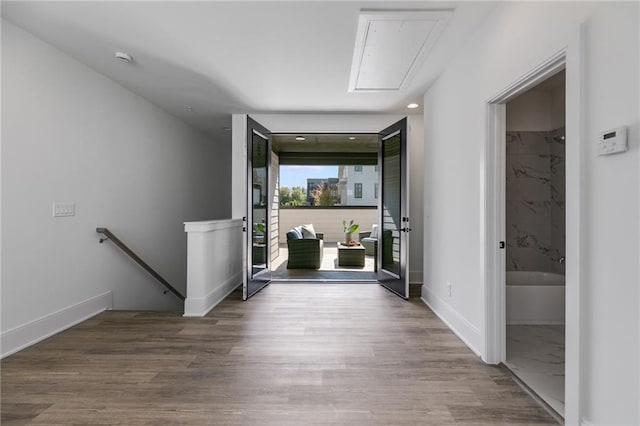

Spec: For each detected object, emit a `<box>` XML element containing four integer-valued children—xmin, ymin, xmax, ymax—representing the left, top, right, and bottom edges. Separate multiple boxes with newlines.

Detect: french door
<box><xmin>243</xmin><ymin>117</ymin><xmax>272</xmax><ymax>300</ymax></box>
<box><xmin>377</xmin><ymin>118</ymin><xmax>410</xmax><ymax>299</ymax></box>
<box><xmin>242</xmin><ymin>116</ymin><xmax>409</xmax><ymax>300</ymax></box>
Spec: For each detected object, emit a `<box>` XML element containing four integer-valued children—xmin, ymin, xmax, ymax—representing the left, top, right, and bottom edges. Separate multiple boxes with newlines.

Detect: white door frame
<box><xmin>482</xmin><ymin>25</ymin><xmax>585</xmax><ymax>425</ymax></box>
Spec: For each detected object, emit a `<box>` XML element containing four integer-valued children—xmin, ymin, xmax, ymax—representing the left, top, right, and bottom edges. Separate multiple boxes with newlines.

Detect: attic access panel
<box><xmin>348</xmin><ymin>10</ymin><xmax>452</xmax><ymax>92</ymax></box>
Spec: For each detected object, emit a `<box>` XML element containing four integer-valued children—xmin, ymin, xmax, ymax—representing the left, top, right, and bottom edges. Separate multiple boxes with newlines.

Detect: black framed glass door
<box><xmin>377</xmin><ymin>118</ymin><xmax>409</xmax><ymax>299</ymax></box>
<box><xmin>243</xmin><ymin>117</ymin><xmax>272</xmax><ymax>300</ymax></box>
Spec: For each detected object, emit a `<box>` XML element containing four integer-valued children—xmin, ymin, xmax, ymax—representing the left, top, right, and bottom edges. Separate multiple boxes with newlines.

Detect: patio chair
<box><xmin>359</xmin><ymin>224</ymin><xmax>378</xmax><ymax>256</ymax></box>
<box><xmin>286</xmin><ymin>225</ymin><xmax>324</xmax><ymax>269</ymax></box>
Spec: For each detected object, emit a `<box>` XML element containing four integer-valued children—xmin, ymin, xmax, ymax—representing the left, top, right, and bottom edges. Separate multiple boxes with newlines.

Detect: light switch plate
<box><xmin>53</xmin><ymin>202</ymin><xmax>75</xmax><ymax>217</ymax></box>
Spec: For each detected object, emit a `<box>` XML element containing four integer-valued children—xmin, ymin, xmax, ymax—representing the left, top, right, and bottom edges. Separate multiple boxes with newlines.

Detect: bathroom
<box><xmin>504</xmin><ymin>70</ymin><xmax>566</xmax><ymax>418</ymax></box>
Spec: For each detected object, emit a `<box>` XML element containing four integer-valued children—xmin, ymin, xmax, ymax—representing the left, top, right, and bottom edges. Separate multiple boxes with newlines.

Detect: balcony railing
<box><xmin>278</xmin><ymin>208</ymin><xmax>377</xmax><ymax>243</ymax></box>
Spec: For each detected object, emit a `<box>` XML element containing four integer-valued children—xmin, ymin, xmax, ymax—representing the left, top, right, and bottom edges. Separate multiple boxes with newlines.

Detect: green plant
<box><xmin>256</xmin><ymin>223</ymin><xmax>266</xmax><ymax>234</ymax></box>
<box><xmin>280</xmin><ymin>186</ymin><xmax>307</xmax><ymax>206</ymax></box>
<box><xmin>342</xmin><ymin>219</ymin><xmax>360</xmax><ymax>234</ymax></box>
<box><xmin>312</xmin><ymin>182</ymin><xmax>336</xmax><ymax>206</ymax></box>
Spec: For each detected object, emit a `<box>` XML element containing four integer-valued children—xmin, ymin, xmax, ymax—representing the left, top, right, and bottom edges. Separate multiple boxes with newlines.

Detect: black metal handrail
<box><xmin>96</xmin><ymin>227</ymin><xmax>185</xmax><ymax>302</ymax></box>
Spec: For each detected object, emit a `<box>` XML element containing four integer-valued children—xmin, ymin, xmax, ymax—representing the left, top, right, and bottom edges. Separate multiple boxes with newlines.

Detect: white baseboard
<box><xmin>421</xmin><ymin>285</ymin><xmax>482</xmax><ymax>357</ymax></box>
<box><xmin>578</xmin><ymin>419</ymin><xmax>631</xmax><ymax>426</ymax></box>
<box><xmin>1</xmin><ymin>291</ymin><xmax>113</xmax><ymax>359</ymax></box>
<box><xmin>183</xmin><ymin>272</ymin><xmax>242</xmax><ymax>317</ymax></box>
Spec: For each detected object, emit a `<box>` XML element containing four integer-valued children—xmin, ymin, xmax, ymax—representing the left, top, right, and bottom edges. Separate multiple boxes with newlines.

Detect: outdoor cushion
<box><xmin>370</xmin><ymin>224</ymin><xmax>379</xmax><ymax>239</ymax></box>
<box><xmin>287</xmin><ymin>229</ymin><xmax>303</xmax><ymax>240</ymax></box>
<box><xmin>300</xmin><ymin>224</ymin><xmax>317</xmax><ymax>239</ymax></box>
<box><xmin>361</xmin><ymin>237</ymin><xmax>377</xmax><ymax>256</ymax></box>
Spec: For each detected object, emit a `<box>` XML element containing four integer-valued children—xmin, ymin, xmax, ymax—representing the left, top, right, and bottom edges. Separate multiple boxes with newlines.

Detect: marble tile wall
<box><xmin>506</xmin><ymin>128</ymin><xmax>565</xmax><ymax>273</ymax></box>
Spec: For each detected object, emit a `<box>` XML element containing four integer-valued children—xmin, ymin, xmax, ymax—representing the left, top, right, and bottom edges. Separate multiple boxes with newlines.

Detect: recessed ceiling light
<box><xmin>114</xmin><ymin>51</ymin><xmax>133</xmax><ymax>63</ymax></box>
<box><xmin>186</xmin><ymin>106</ymin><xmax>194</xmax><ymax>112</ymax></box>
<box><xmin>295</xmin><ymin>136</ymin><xmax>305</xmax><ymax>141</ymax></box>
<box><xmin>407</xmin><ymin>103</ymin><xmax>420</xmax><ymax>109</ymax></box>
<box><xmin>349</xmin><ymin>136</ymin><xmax>356</xmax><ymax>140</ymax></box>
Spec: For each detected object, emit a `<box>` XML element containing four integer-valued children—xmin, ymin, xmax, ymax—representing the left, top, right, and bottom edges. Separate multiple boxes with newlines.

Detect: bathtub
<box><xmin>506</xmin><ymin>271</ymin><xmax>565</xmax><ymax>324</ymax></box>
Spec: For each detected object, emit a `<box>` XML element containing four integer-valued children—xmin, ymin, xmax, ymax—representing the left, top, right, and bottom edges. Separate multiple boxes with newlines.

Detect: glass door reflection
<box><xmin>244</xmin><ymin>117</ymin><xmax>271</xmax><ymax>299</ymax></box>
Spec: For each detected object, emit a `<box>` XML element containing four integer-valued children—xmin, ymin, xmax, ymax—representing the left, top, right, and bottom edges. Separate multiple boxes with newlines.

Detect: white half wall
<box><xmin>184</xmin><ymin>219</ymin><xmax>242</xmax><ymax>317</ymax></box>
<box><xmin>1</xmin><ymin>21</ymin><xmax>231</xmax><ymax>355</ymax></box>
<box><xmin>422</xmin><ymin>2</ymin><xmax>638</xmax><ymax>425</ymax></box>
<box><xmin>233</xmin><ymin>113</ymin><xmax>424</xmax><ymax>284</ymax></box>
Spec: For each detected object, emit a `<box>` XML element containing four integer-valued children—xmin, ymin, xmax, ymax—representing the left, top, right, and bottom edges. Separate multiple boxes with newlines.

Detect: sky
<box><xmin>280</xmin><ymin>166</ymin><xmax>338</xmax><ymax>189</ymax></box>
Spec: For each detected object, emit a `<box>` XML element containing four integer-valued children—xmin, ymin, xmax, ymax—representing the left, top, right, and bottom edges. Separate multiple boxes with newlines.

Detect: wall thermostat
<box><xmin>598</xmin><ymin>126</ymin><xmax>628</xmax><ymax>156</ymax></box>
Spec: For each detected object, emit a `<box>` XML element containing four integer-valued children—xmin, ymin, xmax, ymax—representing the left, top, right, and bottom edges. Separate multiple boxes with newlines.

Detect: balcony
<box><xmin>271</xmin><ymin>207</ymin><xmax>377</xmax><ymax>280</ymax></box>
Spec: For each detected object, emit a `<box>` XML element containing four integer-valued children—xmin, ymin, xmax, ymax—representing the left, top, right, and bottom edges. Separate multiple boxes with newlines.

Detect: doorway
<box><xmin>270</xmin><ymin>133</ymin><xmax>379</xmax><ymax>282</ymax></box>
<box><xmin>483</xmin><ymin>39</ymin><xmax>586</xmax><ymax>423</ymax></box>
<box><xmin>243</xmin><ymin>117</ymin><xmax>411</xmax><ymax>300</ymax></box>
<box><xmin>503</xmin><ymin>70</ymin><xmax>566</xmax><ymax>417</ymax></box>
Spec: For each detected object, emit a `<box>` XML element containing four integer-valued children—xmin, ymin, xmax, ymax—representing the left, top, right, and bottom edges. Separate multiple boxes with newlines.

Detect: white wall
<box><xmin>506</xmin><ymin>83</ymin><xmax>565</xmax><ymax>132</ymax></box>
<box><xmin>550</xmin><ymin>83</ymin><xmax>566</xmax><ymax>130</ymax></box>
<box><xmin>1</xmin><ymin>21</ymin><xmax>230</xmax><ymax>355</ymax></box>
<box><xmin>422</xmin><ymin>2</ymin><xmax>638</xmax><ymax>425</ymax></box>
<box><xmin>506</xmin><ymin>90</ymin><xmax>554</xmax><ymax>131</ymax></box>
<box><xmin>235</xmin><ymin>114</ymin><xmax>424</xmax><ymax>284</ymax></box>
<box><xmin>183</xmin><ymin>219</ymin><xmax>242</xmax><ymax>317</ymax></box>
<box><xmin>407</xmin><ymin>116</ymin><xmax>424</xmax><ymax>285</ymax></box>
<box><xmin>231</xmin><ymin>114</ymin><xmax>247</xmax><ymax>219</ymax></box>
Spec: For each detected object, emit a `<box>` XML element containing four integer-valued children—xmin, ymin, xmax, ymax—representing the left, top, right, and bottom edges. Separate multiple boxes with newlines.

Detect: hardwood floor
<box><xmin>1</xmin><ymin>284</ymin><xmax>558</xmax><ymax>425</ymax></box>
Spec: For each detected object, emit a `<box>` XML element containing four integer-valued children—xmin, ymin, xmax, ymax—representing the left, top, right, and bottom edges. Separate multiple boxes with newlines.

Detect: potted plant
<box><xmin>342</xmin><ymin>219</ymin><xmax>360</xmax><ymax>245</ymax></box>
<box><xmin>255</xmin><ymin>222</ymin><xmax>266</xmax><ymax>244</ymax></box>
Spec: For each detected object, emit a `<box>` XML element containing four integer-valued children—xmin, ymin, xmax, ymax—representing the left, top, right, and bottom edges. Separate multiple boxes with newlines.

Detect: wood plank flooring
<box><xmin>1</xmin><ymin>284</ymin><xmax>558</xmax><ymax>425</ymax></box>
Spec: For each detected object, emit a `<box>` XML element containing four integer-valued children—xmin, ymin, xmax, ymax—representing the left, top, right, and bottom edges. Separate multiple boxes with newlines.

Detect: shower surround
<box><xmin>506</xmin><ymin>127</ymin><xmax>565</xmax><ymax>273</ymax></box>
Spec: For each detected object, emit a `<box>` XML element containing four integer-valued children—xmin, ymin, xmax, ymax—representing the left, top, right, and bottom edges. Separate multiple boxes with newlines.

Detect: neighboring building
<box><xmin>306</xmin><ymin>167</ymin><xmax>377</xmax><ymax>206</ymax></box>
<box><xmin>338</xmin><ymin>165</ymin><xmax>378</xmax><ymax>206</ymax></box>
<box><xmin>306</xmin><ymin>177</ymin><xmax>339</xmax><ymax>205</ymax></box>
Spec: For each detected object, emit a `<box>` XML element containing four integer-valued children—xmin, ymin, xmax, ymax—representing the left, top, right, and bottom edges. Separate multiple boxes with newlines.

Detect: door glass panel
<box><xmin>381</xmin><ymin>132</ymin><xmax>401</xmax><ymax>276</ymax></box>
<box><xmin>251</xmin><ymin>131</ymin><xmax>268</xmax><ymax>276</ymax></box>
<box><xmin>377</xmin><ymin>118</ymin><xmax>408</xmax><ymax>299</ymax></box>
<box><xmin>244</xmin><ymin>117</ymin><xmax>271</xmax><ymax>300</ymax></box>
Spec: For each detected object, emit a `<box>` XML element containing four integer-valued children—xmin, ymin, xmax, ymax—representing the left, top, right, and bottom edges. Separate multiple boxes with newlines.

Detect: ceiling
<box><xmin>272</xmin><ymin>133</ymin><xmax>378</xmax><ymax>153</ymax></box>
<box><xmin>2</xmin><ymin>1</ymin><xmax>497</xmax><ymax>141</ymax></box>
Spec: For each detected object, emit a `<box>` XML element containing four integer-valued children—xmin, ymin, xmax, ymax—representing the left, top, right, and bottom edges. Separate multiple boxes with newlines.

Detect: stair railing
<box><xmin>96</xmin><ymin>227</ymin><xmax>185</xmax><ymax>302</ymax></box>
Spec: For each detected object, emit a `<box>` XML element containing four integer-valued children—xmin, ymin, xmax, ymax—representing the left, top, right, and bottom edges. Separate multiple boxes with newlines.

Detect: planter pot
<box><xmin>345</xmin><ymin>232</ymin><xmax>353</xmax><ymax>244</ymax></box>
